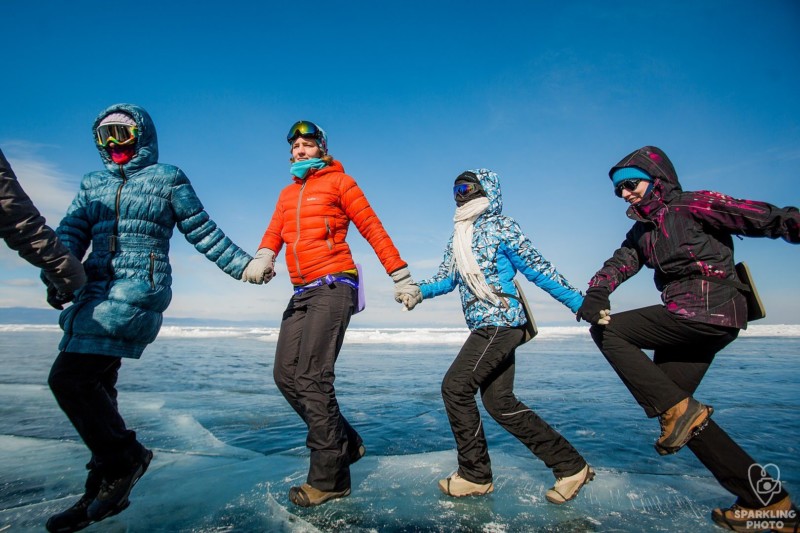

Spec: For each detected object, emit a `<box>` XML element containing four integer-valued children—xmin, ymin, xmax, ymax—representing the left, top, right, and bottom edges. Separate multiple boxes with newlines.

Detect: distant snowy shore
<box><xmin>3</xmin><ymin>323</ymin><xmax>800</xmax><ymax>343</ymax></box>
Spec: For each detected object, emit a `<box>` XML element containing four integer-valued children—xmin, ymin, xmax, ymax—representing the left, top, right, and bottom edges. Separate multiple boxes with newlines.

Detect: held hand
<box><xmin>242</xmin><ymin>248</ymin><xmax>276</xmax><ymax>284</ymax></box>
<box><xmin>46</xmin><ymin>285</ymin><xmax>74</xmax><ymax>310</ymax></box>
<box><xmin>401</xmin><ymin>290</ymin><xmax>422</xmax><ymax>311</ymax></box>
<box><xmin>576</xmin><ymin>287</ymin><xmax>611</xmax><ymax>325</ymax></box>
<box><xmin>596</xmin><ymin>309</ymin><xmax>612</xmax><ymax>326</ymax></box>
<box><xmin>390</xmin><ymin>267</ymin><xmax>418</xmax><ymax>304</ymax></box>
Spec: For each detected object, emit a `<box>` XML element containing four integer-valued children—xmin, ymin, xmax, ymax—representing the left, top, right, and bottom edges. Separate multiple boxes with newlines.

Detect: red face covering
<box><xmin>108</xmin><ymin>144</ymin><xmax>136</xmax><ymax>164</ymax></box>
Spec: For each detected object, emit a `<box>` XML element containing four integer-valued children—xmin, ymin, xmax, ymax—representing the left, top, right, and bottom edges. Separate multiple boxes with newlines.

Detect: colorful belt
<box><xmin>293</xmin><ymin>272</ymin><xmax>358</xmax><ymax>295</ymax></box>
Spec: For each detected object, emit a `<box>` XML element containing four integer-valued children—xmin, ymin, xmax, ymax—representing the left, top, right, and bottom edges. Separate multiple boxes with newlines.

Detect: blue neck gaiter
<box><xmin>290</xmin><ymin>158</ymin><xmax>327</xmax><ymax>179</ymax></box>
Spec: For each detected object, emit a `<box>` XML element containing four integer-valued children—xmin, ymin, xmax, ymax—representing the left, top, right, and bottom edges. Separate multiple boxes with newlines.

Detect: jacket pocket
<box><xmin>325</xmin><ymin>217</ymin><xmax>333</xmax><ymax>250</ymax></box>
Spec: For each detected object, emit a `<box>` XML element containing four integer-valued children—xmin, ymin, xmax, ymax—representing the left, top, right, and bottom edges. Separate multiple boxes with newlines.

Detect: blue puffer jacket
<box><xmin>55</xmin><ymin>103</ymin><xmax>252</xmax><ymax>358</ymax></box>
<box><xmin>419</xmin><ymin>169</ymin><xmax>583</xmax><ymax>331</ymax></box>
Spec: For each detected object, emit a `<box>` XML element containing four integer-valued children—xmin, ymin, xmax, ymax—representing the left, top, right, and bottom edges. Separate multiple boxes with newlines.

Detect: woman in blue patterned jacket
<box><xmin>402</xmin><ymin>169</ymin><xmax>594</xmax><ymax>504</ymax></box>
<box><xmin>44</xmin><ymin>103</ymin><xmax>264</xmax><ymax>532</ymax></box>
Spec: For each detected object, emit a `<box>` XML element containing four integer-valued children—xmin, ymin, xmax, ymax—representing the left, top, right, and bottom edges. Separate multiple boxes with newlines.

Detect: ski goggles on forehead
<box><xmin>287</xmin><ymin>120</ymin><xmax>321</xmax><ymax>143</ymax></box>
<box><xmin>453</xmin><ymin>182</ymin><xmax>482</xmax><ymax>199</ymax></box>
<box><xmin>95</xmin><ymin>124</ymin><xmax>139</xmax><ymax>148</ymax></box>
<box><xmin>614</xmin><ymin>179</ymin><xmax>643</xmax><ymax>198</ymax></box>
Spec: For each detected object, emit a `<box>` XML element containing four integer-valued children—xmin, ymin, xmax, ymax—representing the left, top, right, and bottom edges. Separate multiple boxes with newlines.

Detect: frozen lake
<box><xmin>1</xmin><ymin>325</ymin><xmax>798</xmax><ymax>532</ymax></box>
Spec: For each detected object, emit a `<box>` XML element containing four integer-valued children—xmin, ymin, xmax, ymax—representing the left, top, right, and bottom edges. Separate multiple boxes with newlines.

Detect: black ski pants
<box><xmin>48</xmin><ymin>351</ymin><xmax>145</xmax><ymax>479</ymax></box>
<box><xmin>590</xmin><ymin>304</ymin><xmax>788</xmax><ymax>508</ymax></box>
<box><xmin>442</xmin><ymin>326</ymin><xmax>587</xmax><ymax>484</ymax></box>
<box><xmin>273</xmin><ymin>281</ymin><xmax>362</xmax><ymax>493</ymax></box>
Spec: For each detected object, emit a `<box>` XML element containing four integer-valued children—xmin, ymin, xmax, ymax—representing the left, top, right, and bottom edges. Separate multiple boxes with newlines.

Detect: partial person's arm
<box><xmin>0</xmin><ymin>148</ymin><xmax>86</xmax><ymax>294</ymax></box>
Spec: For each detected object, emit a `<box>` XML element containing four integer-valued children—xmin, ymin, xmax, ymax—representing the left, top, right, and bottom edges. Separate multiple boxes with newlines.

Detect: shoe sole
<box><xmin>655</xmin><ymin>406</ymin><xmax>713</xmax><ymax>456</ymax></box>
<box><xmin>47</xmin><ymin>499</ymin><xmax>129</xmax><ymax>533</ymax></box>
<box><xmin>545</xmin><ymin>467</ymin><xmax>596</xmax><ymax>505</ymax></box>
<box><xmin>288</xmin><ymin>486</ymin><xmax>351</xmax><ymax>507</ymax></box>
<box><xmin>438</xmin><ymin>478</ymin><xmax>494</xmax><ymax>497</ymax></box>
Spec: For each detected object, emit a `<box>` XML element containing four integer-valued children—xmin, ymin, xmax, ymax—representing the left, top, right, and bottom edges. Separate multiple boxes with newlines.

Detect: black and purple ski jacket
<box><xmin>588</xmin><ymin>146</ymin><xmax>799</xmax><ymax>329</ymax></box>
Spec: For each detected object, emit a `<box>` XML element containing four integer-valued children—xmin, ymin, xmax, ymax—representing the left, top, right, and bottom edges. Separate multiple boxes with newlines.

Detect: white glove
<box><xmin>596</xmin><ymin>309</ymin><xmax>612</xmax><ymax>326</ymax></box>
<box><xmin>242</xmin><ymin>248</ymin><xmax>276</xmax><ymax>284</ymax></box>
<box><xmin>390</xmin><ymin>267</ymin><xmax>421</xmax><ymax>305</ymax></box>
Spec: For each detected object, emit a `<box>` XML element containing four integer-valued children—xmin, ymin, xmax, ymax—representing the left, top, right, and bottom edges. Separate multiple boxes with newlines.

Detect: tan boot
<box><xmin>288</xmin><ymin>483</ymin><xmax>351</xmax><ymax>507</ymax></box>
<box><xmin>711</xmin><ymin>495</ymin><xmax>798</xmax><ymax>532</ymax></box>
<box><xmin>438</xmin><ymin>472</ymin><xmax>494</xmax><ymax>497</ymax></box>
<box><xmin>655</xmin><ymin>397</ymin><xmax>712</xmax><ymax>455</ymax></box>
<box><xmin>546</xmin><ymin>464</ymin><xmax>595</xmax><ymax>504</ymax></box>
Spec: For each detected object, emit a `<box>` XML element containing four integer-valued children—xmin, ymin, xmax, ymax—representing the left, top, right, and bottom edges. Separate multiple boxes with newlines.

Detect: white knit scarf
<box><xmin>452</xmin><ymin>197</ymin><xmax>499</xmax><ymax>305</ymax></box>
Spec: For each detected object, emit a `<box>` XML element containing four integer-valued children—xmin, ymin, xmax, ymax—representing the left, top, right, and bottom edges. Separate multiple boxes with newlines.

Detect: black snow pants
<box><xmin>442</xmin><ymin>325</ymin><xmax>587</xmax><ymax>484</ymax></box>
<box><xmin>590</xmin><ymin>304</ymin><xmax>789</xmax><ymax>508</ymax></box>
<box><xmin>273</xmin><ymin>280</ymin><xmax>363</xmax><ymax>492</ymax></box>
<box><xmin>48</xmin><ymin>351</ymin><xmax>146</xmax><ymax>479</ymax></box>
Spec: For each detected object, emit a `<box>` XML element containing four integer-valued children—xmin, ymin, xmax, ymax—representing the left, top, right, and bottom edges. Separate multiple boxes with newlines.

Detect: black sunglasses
<box><xmin>614</xmin><ymin>179</ymin><xmax>643</xmax><ymax>198</ymax></box>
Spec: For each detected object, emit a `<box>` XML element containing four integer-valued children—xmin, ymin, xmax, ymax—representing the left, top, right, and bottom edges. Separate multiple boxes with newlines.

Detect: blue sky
<box><xmin>2</xmin><ymin>1</ymin><xmax>798</xmax><ymax>327</ymax></box>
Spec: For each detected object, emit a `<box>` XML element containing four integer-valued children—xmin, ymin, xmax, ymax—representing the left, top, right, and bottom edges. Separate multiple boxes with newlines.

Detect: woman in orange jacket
<box><xmin>242</xmin><ymin>120</ymin><xmax>420</xmax><ymax>507</ymax></box>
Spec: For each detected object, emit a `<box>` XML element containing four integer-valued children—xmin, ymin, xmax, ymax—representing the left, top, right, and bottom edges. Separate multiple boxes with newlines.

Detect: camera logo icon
<box><xmin>748</xmin><ymin>463</ymin><xmax>782</xmax><ymax>506</ymax></box>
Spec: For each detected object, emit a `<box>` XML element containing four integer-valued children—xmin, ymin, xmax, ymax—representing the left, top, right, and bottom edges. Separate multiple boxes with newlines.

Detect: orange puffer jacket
<box><xmin>259</xmin><ymin>160</ymin><xmax>407</xmax><ymax>285</ymax></box>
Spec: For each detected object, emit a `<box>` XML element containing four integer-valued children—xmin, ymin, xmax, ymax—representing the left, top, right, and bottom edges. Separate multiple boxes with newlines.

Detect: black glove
<box><xmin>46</xmin><ymin>285</ymin><xmax>74</xmax><ymax>310</ymax></box>
<box><xmin>576</xmin><ymin>287</ymin><xmax>611</xmax><ymax>325</ymax></box>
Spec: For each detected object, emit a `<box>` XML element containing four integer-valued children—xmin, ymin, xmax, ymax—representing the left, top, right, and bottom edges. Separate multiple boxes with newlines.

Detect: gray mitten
<box><xmin>390</xmin><ymin>267</ymin><xmax>421</xmax><ymax>304</ymax></box>
<box><xmin>242</xmin><ymin>248</ymin><xmax>276</xmax><ymax>284</ymax></box>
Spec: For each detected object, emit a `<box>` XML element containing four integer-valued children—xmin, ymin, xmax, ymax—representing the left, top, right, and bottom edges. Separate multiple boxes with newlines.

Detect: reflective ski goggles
<box><xmin>453</xmin><ymin>182</ymin><xmax>482</xmax><ymax>199</ymax></box>
<box><xmin>614</xmin><ymin>179</ymin><xmax>643</xmax><ymax>198</ymax></box>
<box><xmin>95</xmin><ymin>124</ymin><xmax>139</xmax><ymax>148</ymax></box>
<box><xmin>287</xmin><ymin>120</ymin><xmax>322</xmax><ymax>143</ymax></box>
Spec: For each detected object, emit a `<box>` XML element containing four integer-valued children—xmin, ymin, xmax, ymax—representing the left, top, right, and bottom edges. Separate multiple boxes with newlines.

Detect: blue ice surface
<box><xmin>0</xmin><ymin>326</ymin><xmax>797</xmax><ymax>532</ymax></box>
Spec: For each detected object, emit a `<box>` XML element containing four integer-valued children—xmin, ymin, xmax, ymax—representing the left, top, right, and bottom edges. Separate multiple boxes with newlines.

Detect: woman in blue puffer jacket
<box><xmin>44</xmin><ymin>103</ymin><xmax>261</xmax><ymax>532</ymax></box>
<box><xmin>403</xmin><ymin>169</ymin><xmax>594</xmax><ymax>505</ymax></box>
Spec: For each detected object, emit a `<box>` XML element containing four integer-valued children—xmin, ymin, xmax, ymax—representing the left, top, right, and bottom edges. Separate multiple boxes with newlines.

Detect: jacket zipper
<box><xmin>111</xmin><ymin>166</ymin><xmax>127</xmax><ymax>253</ymax></box>
<box><xmin>293</xmin><ymin>181</ymin><xmax>307</xmax><ymax>282</ymax></box>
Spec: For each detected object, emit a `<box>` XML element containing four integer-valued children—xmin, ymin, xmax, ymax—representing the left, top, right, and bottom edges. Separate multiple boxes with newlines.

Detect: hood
<box><xmin>467</xmin><ymin>168</ymin><xmax>503</xmax><ymax>216</ymax></box>
<box><xmin>93</xmin><ymin>103</ymin><xmax>158</xmax><ymax>174</ymax></box>
<box><xmin>609</xmin><ymin>146</ymin><xmax>682</xmax><ymax>217</ymax></box>
<box><xmin>609</xmin><ymin>145</ymin><xmax>681</xmax><ymax>193</ymax></box>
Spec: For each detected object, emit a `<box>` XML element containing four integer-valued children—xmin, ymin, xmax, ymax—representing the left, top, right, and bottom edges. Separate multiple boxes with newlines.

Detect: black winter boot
<box><xmin>86</xmin><ymin>448</ymin><xmax>152</xmax><ymax>521</ymax></box>
<box><xmin>46</xmin><ymin>462</ymin><xmax>128</xmax><ymax>533</ymax></box>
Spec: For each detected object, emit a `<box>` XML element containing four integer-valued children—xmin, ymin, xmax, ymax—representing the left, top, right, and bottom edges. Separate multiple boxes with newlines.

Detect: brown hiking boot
<box><xmin>288</xmin><ymin>483</ymin><xmax>350</xmax><ymax>507</ymax></box>
<box><xmin>546</xmin><ymin>464</ymin><xmax>595</xmax><ymax>505</ymax></box>
<box><xmin>711</xmin><ymin>495</ymin><xmax>798</xmax><ymax>532</ymax></box>
<box><xmin>655</xmin><ymin>397</ymin><xmax>712</xmax><ymax>455</ymax></box>
<box><xmin>438</xmin><ymin>472</ymin><xmax>494</xmax><ymax>497</ymax></box>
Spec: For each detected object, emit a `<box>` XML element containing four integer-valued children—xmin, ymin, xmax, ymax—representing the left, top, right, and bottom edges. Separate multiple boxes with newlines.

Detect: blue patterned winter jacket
<box><xmin>419</xmin><ymin>169</ymin><xmax>583</xmax><ymax>331</ymax></box>
<box><xmin>55</xmin><ymin>103</ymin><xmax>252</xmax><ymax>358</ymax></box>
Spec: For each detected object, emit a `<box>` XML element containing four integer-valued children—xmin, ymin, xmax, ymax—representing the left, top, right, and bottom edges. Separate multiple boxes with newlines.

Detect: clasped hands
<box><xmin>576</xmin><ymin>287</ymin><xmax>612</xmax><ymax>326</ymax></box>
<box><xmin>242</xmin><ymin>249</ymin><xmax>276</xmax><ymax>284</ymax></box>
<box><xmin>391</xmin><ymin>267</ymin><xmax>422</xmax><ymax>310</ymax></box>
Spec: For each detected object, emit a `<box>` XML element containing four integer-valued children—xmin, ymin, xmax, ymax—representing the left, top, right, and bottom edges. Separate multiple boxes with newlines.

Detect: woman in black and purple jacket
<box><xmin>577</xmin><ymin>146</ymin><xmax>798</xmax><ymax>532</ymax></box>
